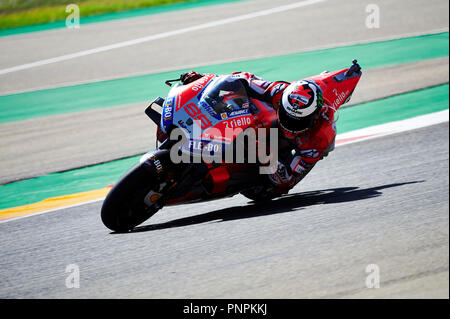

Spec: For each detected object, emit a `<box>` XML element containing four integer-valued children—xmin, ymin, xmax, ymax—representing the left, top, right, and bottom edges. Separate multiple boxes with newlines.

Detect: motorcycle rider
<box><xmin>180</xmin><ymin>70</ymin><xmax>337</xmax><ymax>194</ymax></box>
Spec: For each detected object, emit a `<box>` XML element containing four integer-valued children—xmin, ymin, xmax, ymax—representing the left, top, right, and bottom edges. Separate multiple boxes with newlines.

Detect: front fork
<box><xmin>139</xmin><ymin>148</ymin><xmax>175</xmax><ymax>207</ymax></box>
<box><xmin>139</xmin><ymin>147</ymin><xmax>206</xmax><ymax>207</ymax></box>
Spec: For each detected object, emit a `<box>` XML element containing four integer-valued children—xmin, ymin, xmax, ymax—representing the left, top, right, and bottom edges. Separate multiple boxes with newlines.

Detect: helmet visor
<box><xmin>278</xmin><ymin>106</ymin><xmax>316</xmax><ymax>134</ymax></box>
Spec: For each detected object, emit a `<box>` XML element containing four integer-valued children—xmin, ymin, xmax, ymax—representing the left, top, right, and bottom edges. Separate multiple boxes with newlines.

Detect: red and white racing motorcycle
<box><xmin>101</xmin><ymin>60</ymin><xmax>362</xmax><ymax>232</ymax></box>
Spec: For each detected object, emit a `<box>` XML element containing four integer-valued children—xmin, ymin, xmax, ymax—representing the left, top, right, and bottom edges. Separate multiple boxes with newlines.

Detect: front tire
<box><xmin>241</xmin><ymin>186</ymin><xmax>279</xmax><ymax>202</ymax></box>
<box><xmin>101</xmin><ymin>163</ymin><xmax>161</xmax><ymax>232</ymax></box>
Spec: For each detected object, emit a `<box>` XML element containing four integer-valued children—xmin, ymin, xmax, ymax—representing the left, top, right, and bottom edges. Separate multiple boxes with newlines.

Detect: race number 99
<box><xmin>184</xmin><ymin>103</ymin><xmax>212</xmax><ymax>129</ymax></box>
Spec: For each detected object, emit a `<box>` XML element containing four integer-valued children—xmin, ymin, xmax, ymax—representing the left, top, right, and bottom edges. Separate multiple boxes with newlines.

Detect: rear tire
<box><xmin>101</xmin><ymin>163</ymin><xmax>161</xmax><ymax>232</ymax></box>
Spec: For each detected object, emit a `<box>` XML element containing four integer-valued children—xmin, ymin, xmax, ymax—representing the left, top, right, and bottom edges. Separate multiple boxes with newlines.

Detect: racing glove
<box><xmin>267</xmin><ymin>160</ymin><xmax>296</xmax><ymax>190</ymax></box>
<box><xmin>180</xmin><ymin>71</ymin><xmax>203</xmax><ymax>85</ymax></box>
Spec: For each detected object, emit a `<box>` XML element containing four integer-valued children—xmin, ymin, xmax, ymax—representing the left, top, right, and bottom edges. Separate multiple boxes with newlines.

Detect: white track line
<box><xmin>0</xmin><ymin>0</ymin><xmax>326</xmax><ymax>76</ymax></box>
<box><xmin>2</xmin><ymin>28</ymin><xmax>447</xmax><ymax>96</ymax></box>
<box><xmin>1</xmin><ymin>109</ymin><xmax>448</xmax><ymax>224</ymax></box>
<box><xmin>336</xmin><ymin>109</ymin><xmax>449</xmax><ymax>146</ymax></box>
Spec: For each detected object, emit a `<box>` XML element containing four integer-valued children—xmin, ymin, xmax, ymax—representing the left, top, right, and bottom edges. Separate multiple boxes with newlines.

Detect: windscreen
<box><xmin>199</xmin><ymin>75</ymin><xmax>250</xmax><ymax>115</ymax></box>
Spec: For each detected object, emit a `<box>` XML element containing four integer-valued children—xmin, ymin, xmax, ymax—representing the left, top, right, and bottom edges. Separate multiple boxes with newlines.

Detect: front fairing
<box><xmin>160</xmin><ymin>74</ymin><xmax>259</xmax><ymax>157</ymax></box>
<box><xmin>160</xmin><ymin>73</ymin><xmax>217</xmax><ymax>134</ymax></box>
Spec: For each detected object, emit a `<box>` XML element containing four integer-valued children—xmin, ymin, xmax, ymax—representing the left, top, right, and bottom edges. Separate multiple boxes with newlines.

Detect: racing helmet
<box><xmin>278</xmin><ymin>80</ymin><xmax>324</xmax><ymax>138</ymax></box>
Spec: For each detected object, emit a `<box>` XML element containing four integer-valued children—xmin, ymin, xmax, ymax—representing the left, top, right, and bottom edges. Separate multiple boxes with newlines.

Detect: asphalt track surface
<box><xmin>0</xmin><ymin>124</ymin><xmax>448</xmax><ymax>298</ymax></box>
<box><xmin>0</xmin><ymin>0</ymin><xmax>449</xmax><ymax>298</ymax></box>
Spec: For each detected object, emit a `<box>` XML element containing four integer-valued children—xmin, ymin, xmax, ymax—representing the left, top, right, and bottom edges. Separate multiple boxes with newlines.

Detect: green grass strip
<box><xmin>1</xmin><ymin>32</ymin><xmax>448</xmax><ymax>124</ymax></box>
<box><xmin>0</xmin><ymin>83</ymin><xmax>448</xmax><ymax>210</ymax></box>
<box><xmin>0</xmin><ymin>0</ymin><xmax>246</xmax><ymax>36</ymax></box>
<box><xmin>338</xmin><ymin>83</ymin><xmax>449</xmax><ymax>132</ymax></box>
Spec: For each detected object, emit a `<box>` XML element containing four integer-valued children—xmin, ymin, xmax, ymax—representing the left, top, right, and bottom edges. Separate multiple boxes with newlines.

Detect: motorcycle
<box><xmin>101</xmin><ymin>60</ymin><xmax>362</xmax><ymax>232</ymax></box>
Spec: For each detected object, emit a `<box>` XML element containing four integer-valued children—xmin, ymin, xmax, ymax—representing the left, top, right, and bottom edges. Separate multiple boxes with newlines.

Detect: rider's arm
<box><xmin>181</xmin><ymin>71</ymin><xmax>289</xmax><ymax>109</ymax></box>
<box><xmin>230</xmin><ymin>72</ymin><xmax>290</xmax><ymax>109</ymax></box>
<box><xmin>269</xmin><ymin>118</ymin><xmax>337</xmax><ymax>191</ymax></box>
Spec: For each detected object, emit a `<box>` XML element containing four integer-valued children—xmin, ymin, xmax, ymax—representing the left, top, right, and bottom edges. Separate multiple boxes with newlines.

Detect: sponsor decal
<box><xmin>176</xmin><ymin>73</ymin><xmax>215</xmax><ymax>111</ymax></box>
<box><xmin>202</xmin><ymin>141</ymin><xmax>223</xmax><ymax>153</ymax></box>
<box><xmin>227</xmin><ymin>109</ymin><xmax>248</xmax><ymax>117</ymax></box>
<box><xmin>163</xmin><ymin>98</ymin><xmax>174</xmax><ymax>119</ymax></box>
<box><xmin>332</xmin><ymin>89</ymin><xmax>349</xmax><ymax>108</ymax></box>
<box><xmin>191</xmin><ymin>73</ymin><xmax>215</xmax><ymax>92</ymax></box>
<box><xmin>223</xmin><ymin>115</ymin><xmax>252</xmax><ymax>129</ymax></box>
<box><xmin>290</xmin><ymin>156</ymin><xmax>310</xmax><ymax>174</ymax></box>
<box><xmin>150</xmin><ymin>155</ymin><xmax>163</xmax><ymax>173</ymax></box>
<box><xmin>187</xmin><ymin>140</ymin><xmax>223</xmax><ymax>153</ymax></box>
<box><xmin>188</xmin><ymin>140</ymin><xmax>206</xmax><ymax>151</ymax></box>
<box><xmin>291</xmin><ymin>95</ymin><xmax>309</xmax><ymax>106</ymax></box>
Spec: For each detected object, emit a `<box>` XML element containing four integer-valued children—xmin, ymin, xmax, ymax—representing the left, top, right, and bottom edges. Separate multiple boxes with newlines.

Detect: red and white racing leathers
<box><xmin>184</xmin><ymin>71</ymin><xmax>337</xmax><ymax>192</ymax></box>
<box><xmin>230</xmin><ymin>71</ymin><xmax>337</xmax><ymax>191</ymax></box>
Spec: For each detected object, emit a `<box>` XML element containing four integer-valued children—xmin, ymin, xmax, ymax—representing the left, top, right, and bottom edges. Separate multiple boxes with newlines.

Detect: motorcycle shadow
<box><xmin>127</xmin><ymin>180</ymin><xmax>423</xmax><ymax>233</ymax></box>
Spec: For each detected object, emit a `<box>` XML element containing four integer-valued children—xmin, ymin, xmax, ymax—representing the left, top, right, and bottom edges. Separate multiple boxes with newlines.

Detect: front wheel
<box><xmin>101</xmin><ymin>163</ymin><xmax>162</xmax><ymax>232</ymax></box>
<box><xmin>241</xmin><ymin>186</ymin><xmax>279</xmax><ymax>202</ymax></box>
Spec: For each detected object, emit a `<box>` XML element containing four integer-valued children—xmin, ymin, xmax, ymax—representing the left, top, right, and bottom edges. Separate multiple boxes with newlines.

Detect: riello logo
<box><xmin>191</xmin><ymin>74</ymin><xmax>215</xmax><ymax>92</ymax></box>
<box><xmin>223</xmin><ymin>116</ymin><xmax>252</xmax><ymax>128</ymax></box>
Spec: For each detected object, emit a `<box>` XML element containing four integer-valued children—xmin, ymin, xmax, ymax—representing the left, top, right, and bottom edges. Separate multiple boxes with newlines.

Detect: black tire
<box><xmin>101</xmin><ymin>163</ymin><xmax>161</xmax><ymax>232</ymax></box>
<box><xmin>241</xmin><ymin>186</ymin><xmax>279</xmax><ymax>202</ymax></box>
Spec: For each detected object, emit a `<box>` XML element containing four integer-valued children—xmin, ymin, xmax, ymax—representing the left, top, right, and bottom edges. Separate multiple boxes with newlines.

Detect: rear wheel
<box><xmin>101</xmin><ymin>163</ymin><xmax>162</xmax><ymax>232</ymax></box>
